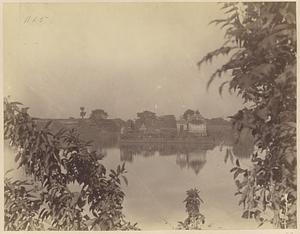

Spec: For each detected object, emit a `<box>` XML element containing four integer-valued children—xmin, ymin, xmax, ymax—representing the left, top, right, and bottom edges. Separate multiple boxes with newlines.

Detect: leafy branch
<box><xmin>4</xmin><ymin>98</ymin><xmax>139</xmax><ymax>231</ymax></box>
<box><xmin>199</xmin><ymin>2</ymin><xmax>296</xmax><ymax>228</ymax></box>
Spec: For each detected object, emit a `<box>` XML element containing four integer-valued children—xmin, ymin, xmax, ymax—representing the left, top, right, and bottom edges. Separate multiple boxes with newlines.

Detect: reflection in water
<box><xmin>176</xmin><ymin>150</ymin><xmax>207</xmax><ymax>175</ymax></box>
<box><xmin>119</xmin><ymin>143</ymin><xmax>213</xmax><ymax>175</ymax></box>
<box><xmin>83</xmin><ymin>131</ymin><xmax>256</xmax><ymax>229</ymax></box>
<box><xmin>118</xmin><ymin>135</ymin><xmax>254</xmax><ymax>175</ymax></box>
<box><xmin>86</xmin><ymin>127</ymin><xmax>254</xmax><ymax>162</ymax></box>
<box><xmin>101</xmin><ymin>143</ymin><xmax>258</xmax><ymax>230</ymax></box>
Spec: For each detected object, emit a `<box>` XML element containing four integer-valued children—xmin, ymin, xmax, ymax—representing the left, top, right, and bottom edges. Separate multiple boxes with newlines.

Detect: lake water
<box><xmin>98</xmin><ymin>140</ymin><xmax>266</xmax><ymax>230</ymax></box>
<box><xmin>4</xmin><ymin>137</ymin><xmax>273</xmax><ymax>230</ymax></box>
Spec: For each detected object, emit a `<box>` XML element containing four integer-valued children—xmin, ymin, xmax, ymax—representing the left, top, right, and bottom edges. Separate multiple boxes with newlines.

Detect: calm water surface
<box><xmin>99</xmin><ymin>142</ymin><xmax>262</xmax><ymax>230</ymax></box>
<box><xmin>5</xmin><ymin>138</ymin><xmax>271</xmax><ymax>230</ymax></box>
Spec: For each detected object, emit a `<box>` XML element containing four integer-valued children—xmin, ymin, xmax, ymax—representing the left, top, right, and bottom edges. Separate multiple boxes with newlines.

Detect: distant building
<box><xmin>188</xmin><ymin>119</ymin><xmax>207</xmax><ymax>136</ymax></box>
<box><xmin>176</xmin><ymin>118</ymin><xmax>188</xmax><ymax>133</ymax></box>
<box><xmin>177</xmin><ymin>110</ymin><xmax>207</xmax><ymax>136</ymax></box>
<box><xmin>139</xmin><ymin>123</ymin><xmax>147</xmax><ymax>132</ymax></box>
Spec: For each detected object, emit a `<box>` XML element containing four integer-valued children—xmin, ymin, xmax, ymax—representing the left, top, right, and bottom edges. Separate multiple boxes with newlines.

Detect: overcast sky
<box><xmin>4</xmin><ymin>3</ymin><xmax>244</xmax><ymax>120</ymax></box>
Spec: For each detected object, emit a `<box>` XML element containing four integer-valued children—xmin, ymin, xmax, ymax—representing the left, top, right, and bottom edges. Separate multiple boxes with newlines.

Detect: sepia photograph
<box><xmin>2</xmin><ymin>1</ymin><xmax>297</xmax><ymax>232</ymax></box>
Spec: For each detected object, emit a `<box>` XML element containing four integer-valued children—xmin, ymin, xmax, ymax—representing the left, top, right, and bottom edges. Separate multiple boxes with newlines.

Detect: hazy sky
<box><xmin>4</xmin><ymin>3</ymin><xmax>243</xmax><ymax>120</ymax></box>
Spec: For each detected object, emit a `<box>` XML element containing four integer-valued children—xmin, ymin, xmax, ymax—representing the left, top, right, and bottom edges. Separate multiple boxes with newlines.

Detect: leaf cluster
<box><xmin>199</xmin><ymin>2</ymin><xmax>296</xmax><ymax>228</ymax></box>
<box><xmin>178</xmin><ymin>188</ymin><xmax>205</xmax><ymax>230</ymax></box>
<box><xmin>4</xmin><ymin>99</ymin><xmax>139</xmax><ymax>231</ymax></box>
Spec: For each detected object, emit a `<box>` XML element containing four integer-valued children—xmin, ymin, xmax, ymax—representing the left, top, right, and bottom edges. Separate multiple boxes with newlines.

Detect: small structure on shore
<box><xmin>176</xmin><ymin>110</ymin><xmax>207</xmax><ymax>136</ymax></box>
<box><xmin>188</xmin><ymin>119</ymin><xmax>207</xmax><ymax>136</ymax></box>
<box><xmin>176</xmin><ymin>118</ymin><xmax>188</xmax><ymax>133</ymax></box>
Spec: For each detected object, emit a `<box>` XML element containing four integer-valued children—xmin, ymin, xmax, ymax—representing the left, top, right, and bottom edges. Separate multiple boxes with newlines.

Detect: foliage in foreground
<box><xmin>178</xmin><ymin>188</ymin><xmax>205</xmax><ymax>230</ymax></box>
<box><xmin>4</xmin><ymin>99</ymin><xmax>139</xmax><ymax>231</ymax></box>
<box><xmin>199</xmin><ymin>2</ymin><xmax>296</xmax><ymax>228</ymax></box>
<box><xmin>4</xmin><ymin>176</ymin><xmax>44</xmax><ymax>230</ymax></box>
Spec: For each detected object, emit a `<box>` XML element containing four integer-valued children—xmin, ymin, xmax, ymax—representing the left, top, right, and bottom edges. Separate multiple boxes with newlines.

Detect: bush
<box><xmin>178</xmin><ymin>188</ymin><xmax>205</xmax><ymax>230</ymax></box>
<box><xmin>4</xmin><ymin>98</ymin><xmax>139</xmax><ymax>231</ymax></box>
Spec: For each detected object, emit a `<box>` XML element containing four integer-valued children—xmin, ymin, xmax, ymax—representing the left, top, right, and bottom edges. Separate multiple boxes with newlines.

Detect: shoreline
<box><xmin>119</xmin><ymin>136</ymin><xmax>215</xmax><ymax>145</ymax></box>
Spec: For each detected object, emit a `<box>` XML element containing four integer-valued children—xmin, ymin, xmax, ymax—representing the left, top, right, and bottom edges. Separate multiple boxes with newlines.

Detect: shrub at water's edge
<box><xmin>178</xmin><ymin>188</ymin><xmax>205</xmax><ymax>230</ymax></box>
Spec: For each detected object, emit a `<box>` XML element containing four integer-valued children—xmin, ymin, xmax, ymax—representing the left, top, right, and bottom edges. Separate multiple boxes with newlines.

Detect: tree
<box><xmin>4</xmin><ymin>99</ymin><xmax>139</xmax><ymax>231</ymax></box>
<box><xmin>183</xmin><ymin>109</ymin><xmax>195</xmax><ymax>121</ymax></box>
<box><xmin>79</xmin><ymin>107</ymin><xmax>86</xmax><ymax>119</ymax></box>
<box><xmin>136</xmin><ymin>111</ymin><xmax>156</xmax><ymax>121</ymax></box>
<box><xmin>89</xmin><ymin>109</ymin><xmax>108</xmax><ymax>122</ymax></box>
<box><xmin>199</xmin><ymin>2</ymin><xmax>296</xmax><ymax>228</ymax></box>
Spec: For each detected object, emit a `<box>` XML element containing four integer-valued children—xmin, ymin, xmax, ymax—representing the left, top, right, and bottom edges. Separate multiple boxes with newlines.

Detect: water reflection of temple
<box><xmin>119</xmin><ymin>143</ymin><xmax>212</xmax><ymax>175</ymax></box>
<box><xmin>176</xmin><ymin>150</ymin><xmax>207</xmax><ymax>175</ymax></box>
